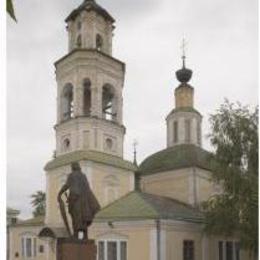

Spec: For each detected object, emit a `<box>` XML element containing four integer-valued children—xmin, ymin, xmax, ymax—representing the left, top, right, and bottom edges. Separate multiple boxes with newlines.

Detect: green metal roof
<box><xmin>139</xmin><ymin>144</ymin><xmax>213</xmax><ymax>175</ymax></box>
<box><xmin>45</xmin><ymin>150</ymin><xmax>137</xmax><ymax>172</ymax></box>
<box><xmin>95</xmin><ymin>191</ymin><xmax>204</xmax><ymax>223</ymax></box>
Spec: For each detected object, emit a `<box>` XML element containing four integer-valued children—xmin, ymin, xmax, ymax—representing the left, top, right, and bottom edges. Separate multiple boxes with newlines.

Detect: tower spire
<box><xmin>181</xmin><ymin>38</ymin><xmax>187</xmax><ymax>68</ymax></box>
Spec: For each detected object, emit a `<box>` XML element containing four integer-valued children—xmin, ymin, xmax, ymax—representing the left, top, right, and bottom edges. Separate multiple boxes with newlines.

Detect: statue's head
<box><xmin>71</xmin><ymin>162</ymin><xmax>81</xmax><ymax>171</ymax></box>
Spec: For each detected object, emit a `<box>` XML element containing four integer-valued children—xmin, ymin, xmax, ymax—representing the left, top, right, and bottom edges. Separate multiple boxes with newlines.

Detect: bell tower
<box><xmin>55</xmin><ymin>0</ymin><xmax>125</xmax><ymax>158</ymax></box>
<box><xmin>166</xmin><ymin>52</ymin><xmax>202</xmax><ymax>147</ymax></box>
<box><xmin>44</xmin><ymin>0</ymin><xmax>136</xmax><ymax>229</ymax></box>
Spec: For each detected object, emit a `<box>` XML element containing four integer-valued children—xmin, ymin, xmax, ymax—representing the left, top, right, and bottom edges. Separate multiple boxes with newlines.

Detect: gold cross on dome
<box><xmin>181</xmin><ymin>37</ymin><xmax>187</xmax><ymax>57</ymax></box>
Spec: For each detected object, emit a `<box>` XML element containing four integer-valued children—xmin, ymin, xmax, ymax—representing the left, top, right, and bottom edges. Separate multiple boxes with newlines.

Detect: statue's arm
<box><xmin>57</xmin><ymin>183</ymin><xmax>69</xmax><ymax>202</ymax></box>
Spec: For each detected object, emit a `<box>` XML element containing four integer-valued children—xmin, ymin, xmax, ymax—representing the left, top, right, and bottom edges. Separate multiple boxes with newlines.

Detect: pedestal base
<box><xmin>57</xmin><ymin>238</ymin><xmax>96</xmax><ymax>260</ymax></box>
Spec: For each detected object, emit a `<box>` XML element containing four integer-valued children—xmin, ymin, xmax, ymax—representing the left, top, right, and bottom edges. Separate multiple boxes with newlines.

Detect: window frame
<box><xmin>21</xmin><ymin>235</ymin><xmax>37</xmax><ymax>258</ymax></box>
<box><xmin>218</xmin><ymin>240</ymin><xmax>240</xmax><ymax>260</ymax></box>
<box><xmin>97</xmin><ymin>239</ymin><xmax>128</xmax><ymax>260</ymax></box>
<box><xmin>183</xmin><ymin>240</ymin><xmax>195</xmax><ymax>260</ymax></box>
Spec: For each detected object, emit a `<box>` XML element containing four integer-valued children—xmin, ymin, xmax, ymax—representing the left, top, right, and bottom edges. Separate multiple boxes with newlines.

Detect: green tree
<box><xmin>203</xmin><ymin>100</ymin><xmax>258</xmax><ymax>258</ymax></box>
<box><xmin>31</xmin><ymin>191</ymin><xmax>46</xmax><ymax>217</ymax></box>
<box><xmin>7</xmin><ymin>0</ymin><xmax>16</xmax><ymax>21</ymax></box>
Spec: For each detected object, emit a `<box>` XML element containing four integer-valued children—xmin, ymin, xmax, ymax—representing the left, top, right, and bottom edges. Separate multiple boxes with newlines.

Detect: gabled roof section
<box><xmin>45</xmin><ymin>150</ymin><xmax>137</xmax><ymax>172</ymax></box>
<box><xmin>95</xmin><ymin>191</ymin><xmax>204</xmax><ymax>223</ymax></box>
<box><xmin>13</xmin><ymin>215</ymin><xmax>45</xmax><ymax>227</ymax></box>
<box><xmin>139</xmin><ymin>144</ymin><xmax>213</xmax><ymax>175</ymax></box>
<box><xmin>7</xmin><ymin>207</ymin><xmax>20</xmax><ymax>215</ymax></box>
<box><xmin>66</xmin><ymin>0</ymin><xmax>115</xmax><ymax>23</ymax></box>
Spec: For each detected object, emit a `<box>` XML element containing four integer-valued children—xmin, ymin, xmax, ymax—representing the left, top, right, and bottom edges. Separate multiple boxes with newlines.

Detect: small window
<box><xmin>83</xmin><ymin>79</ymin><xmax>91</xmax><ymax>116</ymax></box>
<box><xmin>185</xmin><ymin>119</ymin><xmax>191</xmax><ymax>143</ymax></box>
<box><xmin>197</xmin><ymin>121</ymin><xmax>201</xmax><ymax>145</ymax></box>
<box><xmin>77</xmin><ymin>34</ymin><xmax>82</xmax><ymax>48</ymax></box>
<box><xmin>106</xmin><ymin>138</ymin><xmax>113</xmax><ymax>150</ymax></box>
<box><xmin>96</xmin><ymin>34</ymin><xmax>103</xmax><ymax>51</ymax></box>
<box><xmin>183</xmin><ymin>240</ymin><xmax>194</xmax><ymax>260</ymax></box>
<box><xmin>63</xmin><ymin>138</ymin><xmax>70</xmax><ymax>151</ymax></box>
<box><xmin>39</xmin><ymin>245</ymin><xmax>44</xmax><ymax>253</ymax></box>
<box><xmin>77</xmin><ymin>21</ymin><xmax>82</xmax><ymax>30</ymax></box>
<box><xmin>173</xmin><ymin>121</ymin><xmax>178</xmax><ymax>143</ymax></box>
<box><xmin>15</xmin><ymin>252</ymin><xmax>19</xmax><ymax>258</ymax></box>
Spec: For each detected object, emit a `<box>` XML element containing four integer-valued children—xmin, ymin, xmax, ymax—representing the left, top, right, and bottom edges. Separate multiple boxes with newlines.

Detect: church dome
<box><xmin>176</xmin><ymin>67</ymin><xmax>193</xmax><ymax>83</ymax></box>
<box><xmin>66</xmin><ymin>0</ymin><xmax>115</xmax><ymax>23</ymax></box>
<box><xmin>139</xmin><ymin>144</ymin><xmax>213</xmax><ymax>176</ymax></box>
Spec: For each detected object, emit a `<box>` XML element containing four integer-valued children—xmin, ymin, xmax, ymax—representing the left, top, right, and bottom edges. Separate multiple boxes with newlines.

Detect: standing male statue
<box><xmin>57</xmin><ymin>162</ymin><xmax>100</xmax><ymax>240</ymax></box>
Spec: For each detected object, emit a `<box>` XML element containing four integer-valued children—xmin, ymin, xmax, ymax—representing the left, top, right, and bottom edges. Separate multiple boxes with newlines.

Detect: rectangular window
<box><xmin>219</xmin><ymin>241</ymin><xmax>239</xmax><ymax>260</ymax></box>
<box><xmin>39</xmin><ymin>245</ymin><xmax>44</xmax><ymax>253</ymax></box>
<box><xmin>21</xmin><ymin>238</ymin><xmax>25</xmax><ymax>257</ymax></box>
<box><xmin>174</xmin><ymin>121</ymin><xmax>178</xmax><ymax>142</ymax></box>
<box><xmin>26</xmin><ymin>238</ymin><xmax>32</xmax><ymax>257</ymax></box>
<box><xmin>183</xmin><ymin>240</ymin><xmax>194</xmax><ymax>260</ymax></box>
<box><xmin>185</xmin><ymin>119</ymin><xmax>191</xmax><ymax>143</ymax></box>
<box><xmin>226</xmin><ymin>241</ymin><xmax>233</xmax><ymax>260</ymax></box>
<box><xmin>98</xmin><ymin>240</ymin><xmax>127</xmax><ymax>260</ymax></box>
<box><xmin>218</xmin><ymin>241</ymin><xmax>223</xmax><ymax>260</ymax></box>
<box><xmin>22</xmin><ymin>236</ymin><xmax>37</xmax><ymax>258</ymax></box>
<box><xmin>235</xmin><ymin>242</ymin><xmax>240</xmax><ymax>260</ymax></box>
<box><xmin>33</xmin><ymin>238</ymin><xmax>37</xmax><ymax>257</ymax></box>
<box><xmin>120</xmin><ymin>241</ymin><xmax>127</xmax><ymax>260</ymax></box>
<box><xmin>107</xmin><ymin>241</ymin><xmax>117</xmax><ymax>260</ymax></box>
<box><xmin>98</xmin><ymin>241</ymin><xmax>105</xmax><ymax>260</ymax></box>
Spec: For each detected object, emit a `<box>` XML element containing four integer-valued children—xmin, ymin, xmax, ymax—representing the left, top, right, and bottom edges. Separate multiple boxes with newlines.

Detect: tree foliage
<box><xmin>31</xmin><ymin>191</ymin><xmax>46</xmax><ymax>217</ymax></box>
<box><xmin>203</xmin><ymin>100</ymin><xmax>258</xmax><ymax>256</ymax></box>
<box><xmin>7</xmin><ymin>0</ymin><xmax>16</xmax><ymax>21</ymax></box>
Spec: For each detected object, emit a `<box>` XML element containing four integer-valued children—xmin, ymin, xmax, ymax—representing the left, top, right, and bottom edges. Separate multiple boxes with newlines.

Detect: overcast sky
<box><xmin>7</xmin><ymin>0</ymin><xmax>258</xmax><ymax>219</ymax></box>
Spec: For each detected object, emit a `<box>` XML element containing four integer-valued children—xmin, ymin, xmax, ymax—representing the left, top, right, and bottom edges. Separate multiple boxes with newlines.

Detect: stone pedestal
<box><xmin>57</xmin><ymin>238</ymin><xmax>96</xmax><ymax>260</ymax></box>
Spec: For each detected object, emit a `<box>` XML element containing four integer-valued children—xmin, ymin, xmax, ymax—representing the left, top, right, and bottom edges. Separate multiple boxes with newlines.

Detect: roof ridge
<box><xmin>139</xmin><ymin>192</ymin><xmax>200</xmax><ymax>212</ymax></box>
<box><xmin>137</xmin><ymin>192</ymin><xmax>160</xmax><ymax>217</ymax></box>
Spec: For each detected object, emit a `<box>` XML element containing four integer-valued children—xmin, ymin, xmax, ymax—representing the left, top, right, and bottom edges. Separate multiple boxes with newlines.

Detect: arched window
<box><xmin>102</xmin><ymin>84</ymin><xmax>117</xmax><ymax>121</ymax></box>
<box><xmin>83</xmin><ymin>79</ymin><xmax>91</xmax><ymax>116</ymax></box>
<box><xmin>63</xmin><ymin>138</ymin><xmax>70</xmax><ymax>151</ymax></box>
<box><xmin>77</xmin><ymin>34</ymin><xmax>82</xmax><ymax>48</ymax></box>
<box><xmin>96</xmin><ymin>34</ymin><xmax>103</xmax><ymax>51</ymax></box>
<box><xmin>62</xmin><ymin>84</ymin><xmax>74</xmax><ymax>120</ymax></box>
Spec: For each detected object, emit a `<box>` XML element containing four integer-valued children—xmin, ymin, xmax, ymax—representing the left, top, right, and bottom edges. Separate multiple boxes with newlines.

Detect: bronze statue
<box><xmin>58</xmin><ymin>162</ymin><xmax>100</xmax><ymax>240</ymax></box>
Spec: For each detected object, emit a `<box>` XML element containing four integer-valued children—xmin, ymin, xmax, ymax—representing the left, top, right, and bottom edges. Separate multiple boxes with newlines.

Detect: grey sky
<box><xmin>7</xmin><ymin>0</ymin><xmax>258</xmax><ymax>219</ymax></box>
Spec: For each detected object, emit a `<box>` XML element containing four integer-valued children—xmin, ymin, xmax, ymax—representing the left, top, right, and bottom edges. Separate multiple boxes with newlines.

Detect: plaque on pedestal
<box><xmin>57</xmin><ymin>238</ymin><xmax>97</xmax><ymax>260</ymax></box>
